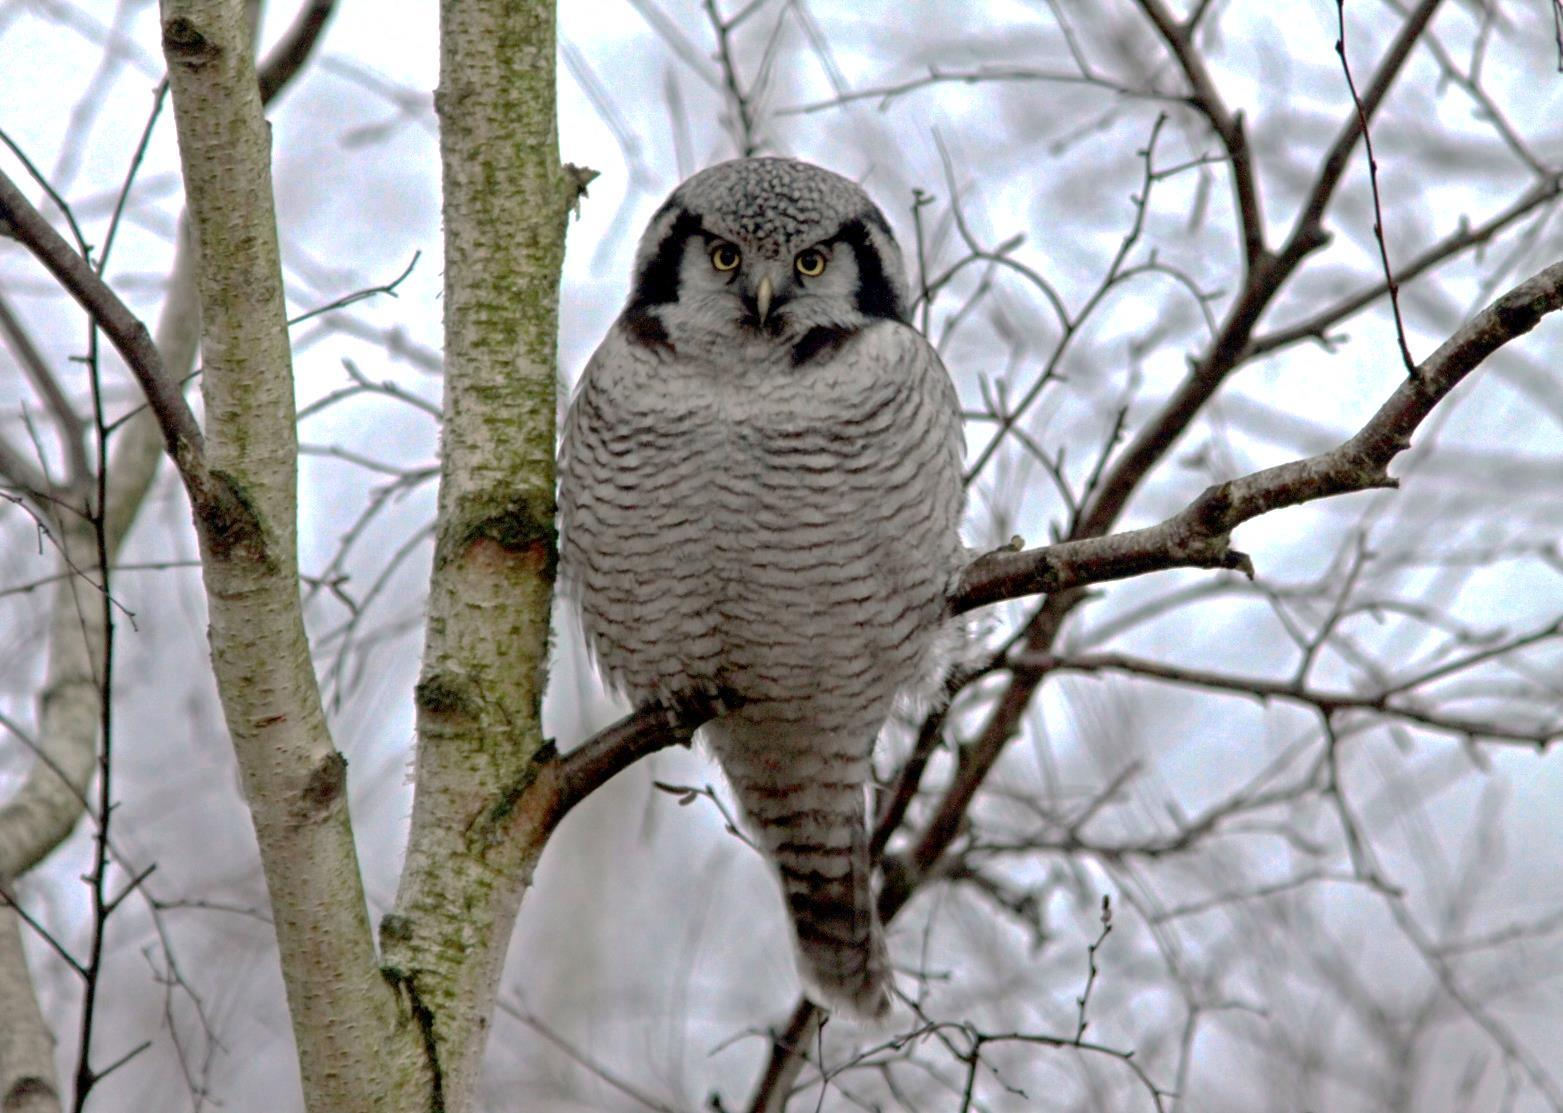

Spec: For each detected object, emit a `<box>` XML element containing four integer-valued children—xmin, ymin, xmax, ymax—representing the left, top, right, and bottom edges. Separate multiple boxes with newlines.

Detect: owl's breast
<box><xmin>561</xmin><ymin>321</ymin><xmax>961</xmax><ymax>709</ymax></box>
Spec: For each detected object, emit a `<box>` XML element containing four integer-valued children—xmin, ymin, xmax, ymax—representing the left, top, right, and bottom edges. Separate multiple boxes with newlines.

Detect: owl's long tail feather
<box><xmin>714</xmin><ymin>720</ymin><xmax>893</xmax><ymax>1022</ymax></box>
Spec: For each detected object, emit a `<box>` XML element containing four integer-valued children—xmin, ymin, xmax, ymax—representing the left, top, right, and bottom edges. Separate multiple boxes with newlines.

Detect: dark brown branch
<box><xmin>1071</xmin><ymin>241</ymin><xmax>1301</xmax><ymax>541</ymax></box>
<box><xmin>1282</xmin><ymin>0</ymin><xmax>1442</xmax><ymax>261</ymax></box>
<box><xmin>1068</xmin><ymin>0</ymin><xmax>1439</xmax><ymax>544</ymax></box>
<box><xmin>746</xmin><ymin>999</ymin><xmax>821</xmax><ymax>1113</ymax></box>
<box><xmin>257</xmin><ymin>0</ymin><xmax>337</xmax><ymax>105</ymax></box>
<box><xmin>0</xmin><ymin>171</ymin><xmax>261</xmax><ymax>555</ymax></box>
<box><xmin>537</xmin><ymin>687</ymin><xmax>734</xmax><ymax>834</ymax></box>
<box><xmin>0</xmin><ymin>169</ymin><xmax>205</xmax><ymax>477</ymax></box>
<box><xmin>957</xmin><ymin>258</ymin><xmax>1563</xmax><ymax>611</ymax></box>
<box><xmin>870</xmin><ymin>707</ymin><xmax>948</xmax><ymax>859</ymax></box>
<box><xmin>553</xmin><ymin>706</ymin><xmax>699</xmax><ymax>816</ymax></box>
<box><xmin>1135</xmin><ymin>0</ymin><xmax>1267</xmax><ymax>271</ymax></box>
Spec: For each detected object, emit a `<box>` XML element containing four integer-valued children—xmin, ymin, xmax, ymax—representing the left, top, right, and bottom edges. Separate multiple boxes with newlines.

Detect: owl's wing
<box><xmin>557</xmin><ymin>321</ymin><xmax>724</xmax><ymax>700</ymax></box>
<box><xmin>852</xmin><ymin>319</ymin><xmax>967</xmax><ymax>581</ymax></box>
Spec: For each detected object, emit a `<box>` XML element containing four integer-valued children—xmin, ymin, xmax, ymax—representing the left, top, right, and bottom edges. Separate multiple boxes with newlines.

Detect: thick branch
<box><xmin>256</xmin><ymin>0</ymin><xmax>336</xmax><ymax>103</ymax></box>
<box><xmin>160</xmin><ymin>1</ymin><xmax>422</xmax><ymax>1108</ymax></box>
<box><xmin>383</xmin><ymin>1</ymin><xmax>577</xmax><ymax>1108</ymax></box>
<box><xmin>956</xmin><ymin>259</ymin><xmax>1563</xmax><ymax>610</ymax></box>
<box><xmin>0</xmin><ymin>171</ymin><xmax>204</xmax><ymax>475</ymax></box>
<box><xmin>0</xmin><ymin>907</ymin><xmax>59</xmax><ymax>1113</ymax></box>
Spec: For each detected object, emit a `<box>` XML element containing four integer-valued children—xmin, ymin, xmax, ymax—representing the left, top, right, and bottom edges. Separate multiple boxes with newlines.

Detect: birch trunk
<box><xmin>159</xmin><ymin>1</ymin><xmax>426</xmax><ymax>1107</ymax></box>
<box><xmin>380</xmin><ymin>0</ymin><xmax>578</xmax><ymax>1107</ymax></box>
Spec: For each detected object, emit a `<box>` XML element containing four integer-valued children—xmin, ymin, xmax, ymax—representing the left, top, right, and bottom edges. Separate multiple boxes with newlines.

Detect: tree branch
<box><xmin>956</xmin><ymin>258</ymin><xmax>1563</xmax><ymax>609</ymax></box>
<box><xmin>0</xmin><ymin>291</ymin><xmax>88</xmax><ymax>484</ymax></box>
<box><xmin>1135</xmin><ymin>0</ymin><xmax>1267</xmax><ymax>271</ymax></box>
<box><xmin>0</xmin><ymin>906</ymin><xmax>60</xmax><ymax>1113</ymax></box>
<box><xmin>1013</xmin><ymin>649</ymin><xmax>1560</xmax><ymax>749</ymax></box>
<box><xmin>0</xmin><ymin>170</ymin><xmax>205</xmax><ymax>475</ymax></box>
<box><xmin>381</xmin><ymin>1</ymin><xmax>578</xmax><ymax>1108</ymax></box>
<box><xmin>159</xmin><ymin>2</ymin><xmax>422</xmax><ymax>1108</ymax></box>
<box><xmin>256</xmin><ymin>0</ymin><xmax>337</xmax><ymax>104</ymax></box>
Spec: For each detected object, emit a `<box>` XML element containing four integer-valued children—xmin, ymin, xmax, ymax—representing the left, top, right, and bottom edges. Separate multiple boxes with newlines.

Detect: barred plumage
<box><xmin>559</xmin><ymin>158</ymin><xmax>964</xmax><ymax>1020</ymax></box>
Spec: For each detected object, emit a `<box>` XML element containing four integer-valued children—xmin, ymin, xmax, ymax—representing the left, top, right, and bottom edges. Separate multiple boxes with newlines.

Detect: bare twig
<box><xmin>96</xmin><ymin>80</ymin><xmax>169</xmax><ymax>279</ymax></box>
<box><xmin>706</xmin><ymin>0</ymin><xmax>761</xmax><ymax>155</ymax></box>
<box><xmin>0</xmin><ymin>293</ymin><xmax>89</xmax><ymax>482</ymax></box>
<box><xmin>1010</xmin><ymin>649</ymin><xmax>1560</xmax><ymax>749</ymax></box>
<box><xmin>1335</xmin><ymin>0</ymin><xmax>1416</xmax><ymax>373</ymax></box>
<box><xmin>499</xmin><ymin>995</ymin><xmax>681</xmax><ymax>1113</ymax></box>
<box><xmin>287</xmin><ymin>251</ymin><xmax>420</xmax><ymax>327</ymax></box>
<box><xmin>1073</xmin><ymin>896</ymin><xmax>1113</xmax><ymax>1042</ymax></box>
<box><xmin>1135</xmin><ymin>0</ymin><xmax>1266</xmax><ymax>270</ymax></box>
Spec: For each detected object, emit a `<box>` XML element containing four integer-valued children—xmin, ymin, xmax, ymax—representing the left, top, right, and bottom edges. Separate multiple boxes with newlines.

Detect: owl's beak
<box><xmin>754</xmin><ymin>274</ymin><xmax>775</xmax><ymax>324</ymax></box>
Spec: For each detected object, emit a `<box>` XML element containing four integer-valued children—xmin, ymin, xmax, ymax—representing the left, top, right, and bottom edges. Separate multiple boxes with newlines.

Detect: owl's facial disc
<box><xmin>622</xmin><ymin>159</ymin><xmax>913</xmax><ymax>353</ymax></box>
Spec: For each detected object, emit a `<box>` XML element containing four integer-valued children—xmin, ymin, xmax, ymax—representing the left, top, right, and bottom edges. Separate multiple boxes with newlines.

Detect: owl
<box><xmin>558</xmin><ymin>157</ymin><xmax>965</xmax><ymax>1021</ymax></box>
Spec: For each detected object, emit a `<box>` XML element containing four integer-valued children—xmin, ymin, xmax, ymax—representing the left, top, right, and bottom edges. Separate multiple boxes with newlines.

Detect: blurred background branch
<box><xmin>2</xmin><ymin>1</ymin><xmax>1561</xmax><ymax>1111</ymax></box>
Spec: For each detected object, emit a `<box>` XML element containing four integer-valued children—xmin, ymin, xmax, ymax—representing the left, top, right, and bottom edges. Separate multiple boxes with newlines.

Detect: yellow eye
<box><xmin>711</xmin><ymin>243</ymin><xmax>741</xmax><ymax>272</ymax></box>
<box><xmin>795</xmin><ymin>249</ymin><xmax>827</xmax><ymax>277</ymax></box>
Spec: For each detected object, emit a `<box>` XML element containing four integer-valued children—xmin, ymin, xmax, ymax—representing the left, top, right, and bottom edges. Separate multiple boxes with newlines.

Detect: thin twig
<box><xmin>1335</xmin><ymin>0</ymin><xmax>1416</xmax><ymax>373</ymax></box>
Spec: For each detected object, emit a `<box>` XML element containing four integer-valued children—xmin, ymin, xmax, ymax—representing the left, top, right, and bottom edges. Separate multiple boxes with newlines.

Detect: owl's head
<box><xmin>622</xmin><ymin>158</ymin><xmax>910</xmax><ymax>351</ymax></box>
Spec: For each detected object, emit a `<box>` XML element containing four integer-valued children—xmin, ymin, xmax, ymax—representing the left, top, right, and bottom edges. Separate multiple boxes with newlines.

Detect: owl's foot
<box><xmin>654</xmin><ymin>681</ymin><xmax>742</xmax><ymax>738</ymax></box>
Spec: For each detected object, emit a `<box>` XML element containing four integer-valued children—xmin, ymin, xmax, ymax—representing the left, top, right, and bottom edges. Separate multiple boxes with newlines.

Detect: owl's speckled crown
<box><xmin>660</xmin><ymin>157</ymin><xmax>893</xmax><ymax>256</ymax></box>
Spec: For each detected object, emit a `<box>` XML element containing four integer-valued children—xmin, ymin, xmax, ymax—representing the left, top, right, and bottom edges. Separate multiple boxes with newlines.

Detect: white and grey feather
<box><xmin>559</xmin><ymin>157</ymin><xmax>964</xmax><ymax>1020</ymax></box>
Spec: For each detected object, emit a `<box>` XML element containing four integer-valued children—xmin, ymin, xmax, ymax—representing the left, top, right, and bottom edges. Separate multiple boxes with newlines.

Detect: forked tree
<box><xmin>1</xmin><ymin>1</ymin><xmax>1561</xmax><ymax>1111</ymax></box>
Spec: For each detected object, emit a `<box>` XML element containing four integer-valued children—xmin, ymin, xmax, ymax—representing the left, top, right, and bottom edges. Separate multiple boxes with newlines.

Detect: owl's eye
<box><xmin>710</xmin><ymin>243</ymin><xmax>741</xmax><ymax>272</ymax></box>
<box><xmin>795</xmin><ymin>249</ymin><xmax>827</xmax><ymax>278</ymax></box>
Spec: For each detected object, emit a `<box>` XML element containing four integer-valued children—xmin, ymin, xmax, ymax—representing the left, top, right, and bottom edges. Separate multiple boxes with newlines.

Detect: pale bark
<box><xmin>0</xmin><ymin>510</ymin><xmax>103</xmax><ymax>884</ymax></box>
<box><xmin>0</xmin><ymin>907</ymin><xmax>57</xmax><ymax>1113</ymax></box>
<box><xmin>158</xmin><ymin>1</ymin><xmax>424</xmax><ymax>1108</ymax></box>
<box><xmin>380</xmin><ymin>0</ymin><xmax>578</xmax><ymax>1107</ymax></box>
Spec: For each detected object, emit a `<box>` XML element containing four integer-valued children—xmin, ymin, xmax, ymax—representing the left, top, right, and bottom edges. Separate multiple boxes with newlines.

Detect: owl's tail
<box><xmin>714</xmin><ymin>722</ymin><xmax>893</xmax><ymax>1023</ymax></box>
